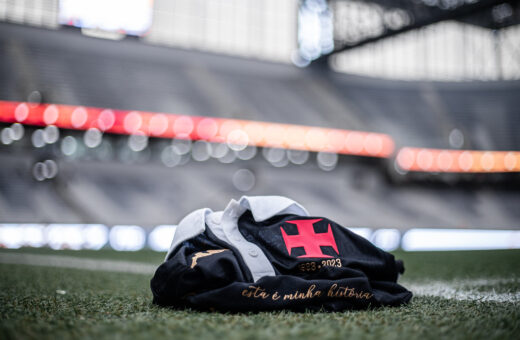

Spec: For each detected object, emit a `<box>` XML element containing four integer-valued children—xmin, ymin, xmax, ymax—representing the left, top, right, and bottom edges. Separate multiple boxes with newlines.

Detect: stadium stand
<box><xmin>1</xmin><ymin>22</ymin><xmax>519</xmax><ymax>150</ymax></box>
<box><xmin>0</xmin><ymin>22</ymin><xmax>519</xmax><ymax>229</ymax></box>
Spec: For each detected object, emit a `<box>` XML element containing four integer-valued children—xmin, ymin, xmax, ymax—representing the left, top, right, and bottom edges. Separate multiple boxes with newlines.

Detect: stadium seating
<box><xmin>0</xmin><ymin>22</ymin><xmax>519</xmax><ymax>228</ymax></box>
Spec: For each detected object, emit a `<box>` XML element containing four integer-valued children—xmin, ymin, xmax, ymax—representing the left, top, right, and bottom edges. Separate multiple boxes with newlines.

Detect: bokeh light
<box><xmin>235</xmin><ymin>146</ymin><xmax>257</xmax><ymax>160</ymax></box>
<box><xmin>317</xmin><ymin>152</ymin><xmax>338</xmax><ymax>171</ymax></box>
<box><xmin>227</xmin><ymin>129</ymin><xmax>249</xmax><ymax>151</ymax></box>
<box><xmin>46</xmin><ymin>224</ymin><xmax>84</xmax><ymax>250</ymax></box>
<box><xmin>416</xmin><ymin>149</ymin><xmax>433</xmax><ymax>171</ymax></box>
<box><xmin>191</xmin><ymin>140</ymin><xmax>211</xmax><ymax>161</ymax></box>
<box><xmin>458</xmin><ymin>151</ymin><xmax>473</xmax><ymax>172</ymax></box>
<box><xmin>43</xmin><ymin>105</ymin><xmax>59</xmax><ymax>125</ymax></box>
<box><xmin>31</xmin><ymin>129</ymin><xmax>45</xmax><ymax>148</ymax></box>
<box><xmin>161</xmin><ymin>145</ymin><xmax>182</xmax><ymax>167</ymax></box>
<box><xmin>71</xmin><ymin>107</ymin><xmax>88</xmax><ymax>128</ymax></box>
<box><xmin>61</xmin><ymin>136</ymin><xmax>78</xmax><ymax>156</ymax></box>
<box><xmin>128</xmin><ymin>133</ymin><xmax>148</xmax><ymax>152</ymax></box>
<box><xmin>345</xmin><ymin>131</ymin><xmax>364</xmax><ymax>154</ymax></box>
<box><xmin>287</xmin><ymin>149</ymin><xmax>309</xmax><ymax>165</ymax></box>
<box><xmin>109</xmin><ymin>225</ymin><xmax>146</xmax><ymax>251</ymax></box>
<box><xmin>232</xmin><ymin>169</ymin><xmax>256</xmax><ymax>192</ymax></box>
<box><xmin>371</xmin><ymin>228</ymin><xmax>401</xmax><ymax>251</ymax></box>
<box><xmin>149</xmin><ymin>114</ymin><xmax>169</xmax><ymax>136</ymax></box>
<box><xmin>148</xmin><ymin>225</ymin><xmax>177</xmax><ymax>252</ymax></box>
<box><xmin>173</xmin><ymin>116</ymin><xmax>194</xmax><ymax>136</ymax></box>
<box><xmin>97</xmin><ymin>109</ymin><xmax>116</xmax><ymax>131</ymax></box>
<box><xmin>396</xmin><ymin>148</ymin><xmax>415</xmax><ymax>171</ymax></box>
<box><xmin>0</xmin><ymin>224</ymin><xmax>24</xmax><ymax>248</ymax></box>
<box><xmin>21</xmin><ymin>224</ymin><xmax>46</xmax><ymax>248</ymax></box>
<box><xmin>1</xmin><ymin>128</ymin><xmax>13</xmax><ymax>145</ymax></box>
<box><xmin>10</xmin><ymin>123</ymin><xmax>24</xmax><ymax>141</ymax></box>
<box><xmin>196</xmin><ymin>118</ymin><xmax>218</xmax><ymax>140</ymax></box>
<box><xmin>43</xmin><ymin>125</ymin><xmax>60</xmax><ymax>144</ymax></box>
<box><xmin>14</xmin><ymin>103</ymin><xmax>29</xmax><ymax>122</ymax></box>
<box><xmin>84</xmin><ymin>128</ymin><xmax>103</xmax><ymax>148</ymax></box>
<box><xmin>124</xmin><ymin>111</ymin><xmax>143</xmax><ymax>134</ymax></box>
<box><xmin>83</xmin><ymin>224</ymin><xmax>109</xmax><ymax>250</ymax></box>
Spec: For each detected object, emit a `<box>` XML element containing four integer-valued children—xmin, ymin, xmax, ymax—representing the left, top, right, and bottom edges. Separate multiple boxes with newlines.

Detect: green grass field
<box><xmin>1</xmin><ymin>248</ymin><xmax>519</xmax><ymax>340</ymax></box>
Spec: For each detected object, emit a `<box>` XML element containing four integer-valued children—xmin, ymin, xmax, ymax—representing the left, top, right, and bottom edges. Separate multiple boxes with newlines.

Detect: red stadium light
<box><xmin>395</xmin><ymin>148</ymin><xmax>415</xmax><ymax>171</ymax></box>
<box><xmin>71</xmin><ymin>107</ymin><xmax>88</xmax><ymax>128</ymax></box>
<box><xmin>397</xmin><ymin>147</ymin><xmax>520</xmax><ymax>173</ymax></box>
<box><xmin>97</xmin><ymin>109</ymin><xmax>116</xmax><ymax>131</ymax></box>
<box><xmin>345</xmin><ymin>131</ymin><xmax>364</xmax><ymax>154</ymax></box>
<box><xmin>123</xmin><ymin>111</ymin><xmax>143</xmax><ymax>134</ymax></box>
<box><xmin>196</xmin><ymin>118</ymin><xmax>218</xmax><ymax>140</ymax></box>
<box><xmin>0</xmin><ymin>100</ymin><xmax>395</xmax><ymax>157</ymax></box>
<box><xmin>436</xmin><ymin>151</ymin><xmax>453</xmax><ymax>171</ymax></box>
<box><xmin>14</xmin><ymin>103</ymin><xmax>30</xmax><ymax>122</ymax></box>
<box><xmin>43</xmin><ymin>105</ymin><xmax>59</xmax><ymax>125</ymax></box>
<box><xmin>3</xmin><ymin>101</ymin><xmax>518</xmax><ymax>171</ymax></box>
<box><xmin>173</xmin><ymin>116</ymin><xmax>194</xmax><ymax>137</ymax></box>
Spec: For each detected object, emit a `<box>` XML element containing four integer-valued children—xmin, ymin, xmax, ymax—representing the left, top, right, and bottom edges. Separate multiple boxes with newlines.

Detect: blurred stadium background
<box><xmin>0</xmin><ymin>0</ymin><xmax>520</xmax><ymax>254</ymax></box>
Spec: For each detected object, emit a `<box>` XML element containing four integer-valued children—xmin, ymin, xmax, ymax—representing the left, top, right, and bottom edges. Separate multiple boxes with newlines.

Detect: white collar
<box><xmin>165</xmin><ymin>195</ymin><xmax>308</xmax><ymax>261</ymax></box>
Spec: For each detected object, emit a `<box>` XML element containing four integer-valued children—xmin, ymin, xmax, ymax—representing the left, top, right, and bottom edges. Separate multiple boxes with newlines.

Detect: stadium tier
<box><xmin>1</xmin><ymin>136</ymin><xmax>520</xmax><ymax>228</ymax></box>
<box><xmin>1</xmin><ymin>22</ymin><xmax>519</xmax><ymax>152</ymax></box>
<box><xmin>2</xmin><ymin>100</ymin><xmax>520</xmax><ymax>173</ymax></box>
<box><xmin>0</xmin><ymin>21</ymin><xmax>519</xmax><ymax>230</ymax></box>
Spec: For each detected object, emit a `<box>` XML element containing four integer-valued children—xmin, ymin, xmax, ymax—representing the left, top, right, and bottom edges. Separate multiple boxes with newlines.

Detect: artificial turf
<box><xmin>0</xmin><ymin>248</ymin><xmax>519</xmax><ymax>340</ymax></box>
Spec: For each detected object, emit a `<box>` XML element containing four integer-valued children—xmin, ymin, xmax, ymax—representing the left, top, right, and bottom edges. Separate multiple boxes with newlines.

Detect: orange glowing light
<box><xmin>0</xmin><ymin>100</ymin><xmax>402</xmax><ymax>160</ymax></box>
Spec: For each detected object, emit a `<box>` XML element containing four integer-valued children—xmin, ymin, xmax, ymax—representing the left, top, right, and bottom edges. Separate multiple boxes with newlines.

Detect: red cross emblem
<box><xmin>280</xmin><ymin>219</ymin><xmax>339</xmax><ymax>258</ymax></box>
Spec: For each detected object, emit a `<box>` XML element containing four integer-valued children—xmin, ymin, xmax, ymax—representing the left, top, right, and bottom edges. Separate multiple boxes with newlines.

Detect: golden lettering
<box><xmin>327</xmin><ymin>284</ymin><xmax>338</xmax><ymax>297</ymax></box>
<box><xmin>283</xmin><ymin>285</ymin><xmax>321</xmax><ymax>300</ymax></box>
<box><xmin>283</xmin><ymin>292</ymin><xmax>297</xmax><ymax>300</ymax></box>
<box><xmin>242</xmin><ymin>283</ymin><xmax>371</xmax><ymax>301</ymax></box>
<box><xmin>242</xmin><ymin>286</ymin><xmax>270</xmax><ymax>299</ymax></box>
<box><xmin>348</xmin><ymin>288</ymin><xmax>357</xmax><ymax>298</ymax></box>
<box><xmin>253</xmin><ymin>286</ymin><xmax>270</xmax><ymax>299</ymax></box>
<box><xmin>327</xmin><ymin>284</ymin><xmax>371</xmax><ymax>300</ymax></box>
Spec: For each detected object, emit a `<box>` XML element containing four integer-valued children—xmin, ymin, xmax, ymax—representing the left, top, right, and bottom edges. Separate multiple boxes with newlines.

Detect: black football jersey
<box><xmin>151</xmin><ymin>196</ymin><xmax>412</xmax><ymax>312</ymax></box>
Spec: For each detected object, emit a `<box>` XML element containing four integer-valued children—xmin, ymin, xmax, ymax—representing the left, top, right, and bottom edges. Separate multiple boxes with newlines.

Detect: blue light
<box><xmin>296</xmin><ymin>0</ymin><xmax>334</xmax><ymax>65</ymax></box>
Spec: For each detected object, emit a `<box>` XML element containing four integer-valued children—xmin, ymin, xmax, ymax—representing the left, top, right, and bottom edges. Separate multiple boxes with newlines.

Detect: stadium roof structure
<box><xmin>321</xmin><ymin>0</ymin><xmax>520</xmax><ymax>58</ymax></box>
